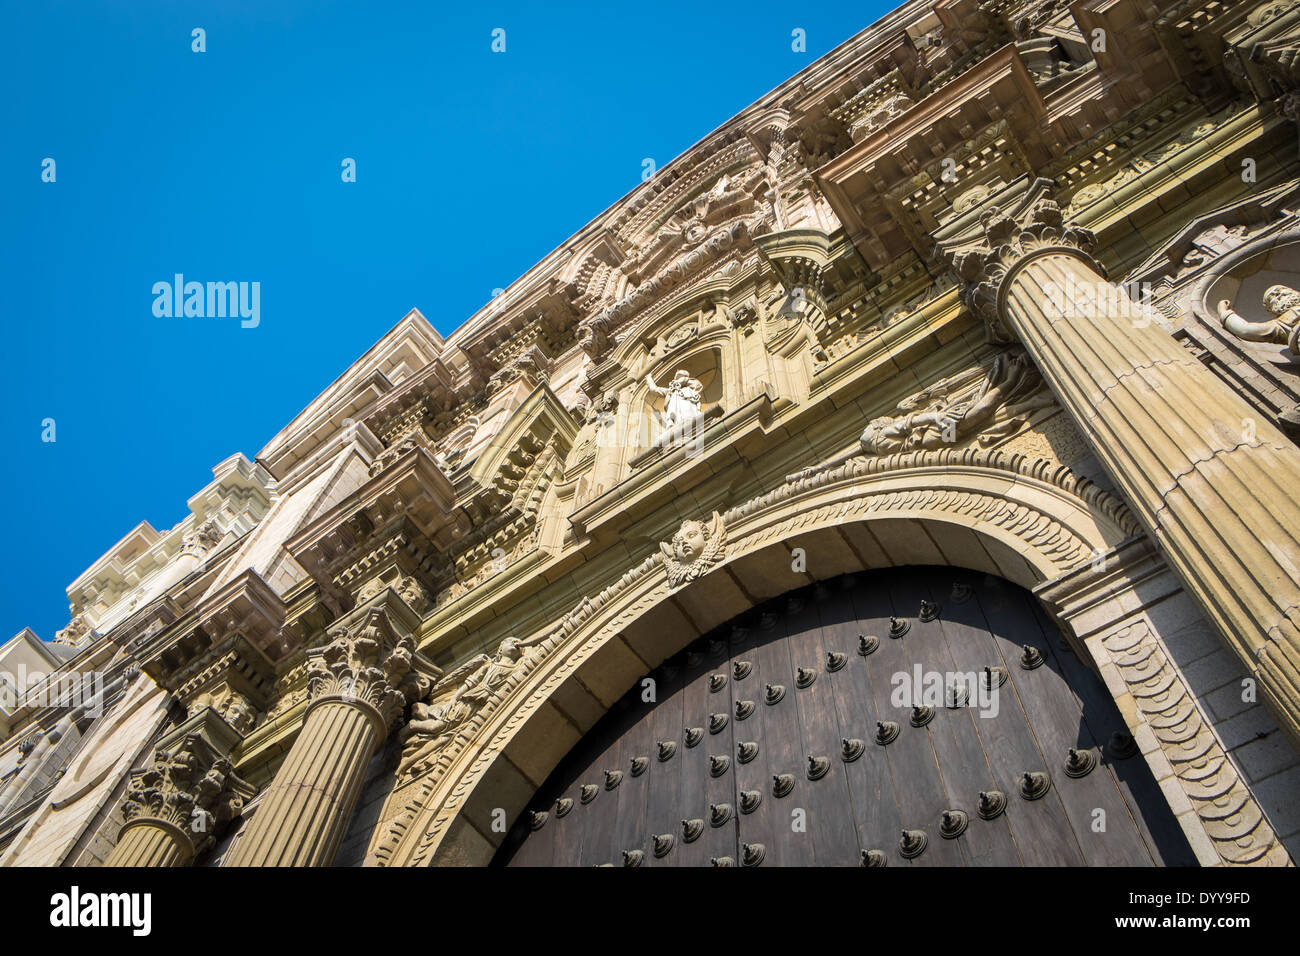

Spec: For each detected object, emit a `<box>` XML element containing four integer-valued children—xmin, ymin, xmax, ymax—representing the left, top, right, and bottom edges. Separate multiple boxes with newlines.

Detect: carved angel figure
<box><xmin>659</xmin><ymin>512</ymin><xmax>727</xmax><ymax>587</ymax></box>
<box><xmin>1217</xmin><ymin>285</ymin><xmax>1300</xmax><ymax>358</ymax></box>
<box><xmin>860</xmin><ymin>351</ymin><xmax>1053</xmax><ymax>454</ymax></box>
<box><xmin>395</xmin><ymin>633</ymin><xmax>549</xmax><ymax>781</ymax></box>
<box><xmin>645</xmin><ymin>369</ymin><xmax>704</xmax><ymax>430</ymax></box>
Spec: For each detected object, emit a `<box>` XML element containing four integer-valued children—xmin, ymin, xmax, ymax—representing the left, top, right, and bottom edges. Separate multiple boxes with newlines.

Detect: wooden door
<box><xmin>494</xmin><ymin>567</ymin><xmax>1194</xmax><ymax>866</ymax></box>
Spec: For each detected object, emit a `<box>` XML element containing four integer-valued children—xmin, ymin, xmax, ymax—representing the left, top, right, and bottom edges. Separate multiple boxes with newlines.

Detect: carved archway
<box><xmin>366</xmin><ymin>450</ymin><xmax>1160</xmax><ymax>866</ymax></box>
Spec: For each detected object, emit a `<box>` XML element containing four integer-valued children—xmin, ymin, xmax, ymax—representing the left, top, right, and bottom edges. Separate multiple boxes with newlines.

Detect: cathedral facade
<box><xmin>4</xmin><ymin>0</ymin><xmax>1300</xmax><ymax>867</ymax></box>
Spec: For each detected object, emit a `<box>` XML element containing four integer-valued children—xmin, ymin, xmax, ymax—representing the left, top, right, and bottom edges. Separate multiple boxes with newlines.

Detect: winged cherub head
<box><xmin>659</xmin><ymin>512</ymin><xmax>727</xmax><ymax>587</ymax></box>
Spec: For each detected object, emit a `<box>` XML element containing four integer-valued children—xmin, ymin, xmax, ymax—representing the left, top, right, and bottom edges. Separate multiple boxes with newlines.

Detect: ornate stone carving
<box><xmin>486</xmin><ymin>347</ymin><xmax>549</xmax><ymax>398</ymax></box>
<box><xmin>120</xmin><ymin>732</ymin><xmax>252</xmax><ymax>855</ymax></box>
<box><xmin>187</xmin><ymin>686</ymin><xmax>256</xmax><ymax>736</ymax></box>
<box><xmin>860</xmin><ymin>350</ymin><xmax>1055</xmax><ymax>454</ymax></box>
<box><xmin>305</xmin><ymin>606</ymin><xmax>430</xmax><ymax>731</ymax></box>
<box><xmin>180</xmin><ymin>519</ymin><xmax>224</xmax><ymax>558</ymax></box>
<box><xmin>1099</xmin><ymin>622</ymin><xmax>1288</xmax><ymax>865</ymax></box>
<box><xmin>645</xmin><ymin>368</ymin><xmax>704</xmax><ymax>431</ymax></box>
<box><xmin>659</xmin><ymin>512</ymin><xmax>727</xmax><ymax>587</ymax></box>
<box><xmin>952</xmin><ymin>197</ymin><xmax>1099</xmax><ymax>343</ymax></box>
<box><xmin>355</xmin><ymin>571</ymin><xmax>432</xmax><ymax>615</ymax></box>
<box><xmin>396</xmin><ymin>634</ymin><xmax>548</xmax><ymax>782</ymax></box>
<box><xmin>368</xmin><ymin>427</ymin><xmax>429</xmax><ymax>477</ymax></box>
<box><xmin>578</xmin><ymin>214</ymin><xmax>771</xmax><ymax>361</ymax></box>
<box><xmin>53</xmin><ymin>613</ymin><xmax>94</xmax><ymax>648</ymax></box>
<box><xmin>1216</xmin><ymin>284</ymin><xmax>1300</xmax><ymax>357</ymax></box>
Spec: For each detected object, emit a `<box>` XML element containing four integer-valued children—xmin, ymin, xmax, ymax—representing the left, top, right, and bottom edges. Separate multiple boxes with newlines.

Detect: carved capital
<box><xmin>305</xmin><ymin>605</ymin><xmax>430</xmax><ymax>733</ymax></box>
<box><xmin>120</xmin><ymin>730</ymin><xmax>252</xmax><ymax>856</ymax></box>
<box><xmin>950</xmin><ymin>198</ymin><xmax>1101</xmax><ymax>343</ymax></box>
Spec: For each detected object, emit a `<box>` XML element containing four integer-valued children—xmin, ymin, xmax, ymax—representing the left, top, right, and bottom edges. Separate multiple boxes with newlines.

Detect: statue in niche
<box><xmin>645</xmin><ymin>369</ymin><xmax>704</xmax><ymax>430</ymax></box>
<box><xmin>861</xmin><ymin>350</ymin><xmax>1054</xmax><ymax>454</ymax></box>
<box><xmin>1217</xmin><ymin>285</ymin><xmax>1300</xmax><ymax>358</ymax></box>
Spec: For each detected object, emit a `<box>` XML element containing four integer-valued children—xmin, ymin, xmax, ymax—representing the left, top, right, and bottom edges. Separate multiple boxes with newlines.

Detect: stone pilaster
<box><xmin>224</xmin><ymin>597</ymin><xmax>430</xmax><ymax>867</ymax></box>
<box><xmin>953</xmin><ymin>187</ymin><xmax>1300</xmax><ymax>747</ymax></box>
<box><xmin>105</xmin><ymin>713</ymin><xmax>252</xmax><ymax>867</ymax></box>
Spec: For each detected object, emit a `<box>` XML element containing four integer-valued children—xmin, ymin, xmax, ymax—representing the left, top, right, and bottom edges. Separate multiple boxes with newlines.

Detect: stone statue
<box><xmin>645</xmin><ymin>369</ymin><xmax>704</xmax><ymax>430</ymax></box>
<box><xmin>659</xmin><ymin>512</ymin><xmax>727</xmax><ymax>587</ymax></box>
<box><xmin>1217</xmin><ymin>285</ymin><xmax>1300</xmax><ymax>358</ymax></box>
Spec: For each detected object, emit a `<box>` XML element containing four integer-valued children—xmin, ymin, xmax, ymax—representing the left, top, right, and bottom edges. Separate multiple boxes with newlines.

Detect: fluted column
<box><xmin>224</xmin><ymin>604</ymin><xmax>427</xmax><ymax>867</ymax></box>
<box><xmin>105</xmin><ymin>729</ymin><xmax>250</xmax><ymax>867</ymax></box>
<box><xmin>954</xmin><ymin>195</ymin><xmax>1300</xmax><ymax>743</ymax></box>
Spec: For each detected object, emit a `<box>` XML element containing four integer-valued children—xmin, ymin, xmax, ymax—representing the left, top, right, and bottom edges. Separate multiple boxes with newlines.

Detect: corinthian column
<box><xmin>106</xmin><ymin>727</ymin><xmax>251</xmax><ymax>867</ymax></box>
<box><xmin>953</xmin><ymin>192</ymin><xmax>1300</xmax><ymax>744</ymax></box>
<box><xmin>224</xmin><ymin>602</ymin><xmax>429</xmax><ymax>867</ymax></box>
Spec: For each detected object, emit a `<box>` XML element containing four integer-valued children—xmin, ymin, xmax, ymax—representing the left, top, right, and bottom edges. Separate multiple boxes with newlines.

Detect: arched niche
<box><xmin>630</xmin><ymin>347</ymin><xmax>726</xmax><ymax>458</ymax></box>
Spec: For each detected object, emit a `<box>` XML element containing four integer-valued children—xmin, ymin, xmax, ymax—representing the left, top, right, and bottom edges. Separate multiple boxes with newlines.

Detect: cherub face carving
<box><xmin>672</xmin><ymin>520</ymin><xmax>708</xmax><ymax>563</ymax></box>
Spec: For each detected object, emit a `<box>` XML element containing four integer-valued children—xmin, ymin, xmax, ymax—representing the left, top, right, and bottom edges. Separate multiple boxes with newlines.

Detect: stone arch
<box><xmin>367</xmin><ymin>449</ymin><xmax>1144</xmax><ymax>866</ymax></box>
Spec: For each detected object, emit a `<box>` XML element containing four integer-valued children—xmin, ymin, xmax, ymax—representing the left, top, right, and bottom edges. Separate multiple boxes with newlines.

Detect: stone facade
<box><xmin>4</xmin><ymin>0</ymin><xmax>1300</xmax><ymax>867</ymax></box>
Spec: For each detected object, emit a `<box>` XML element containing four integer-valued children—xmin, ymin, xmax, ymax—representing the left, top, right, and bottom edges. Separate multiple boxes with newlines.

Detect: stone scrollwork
<box><xmin>120</xmin><ymin>732</ymin><xmax>253</xmax><ymax>856</ymax></box>
<box><xmin>1217</xmin><ymin>284</ymin><xmax>1300</xmax><ymax>358</ymax></box>
<box><xmin>305</xmin><ymin>607</ymin><xmax>430</xmax><ymax>732</ymax></box>
<box><xmin>861</xmin><ymin>350</ymin><xmax>1055</xmax><ymax>454</ymax></box>
<box><xmin>659</xmin><ymin>512</ymin><xmax>727</xmax><ymax>587</ymax></box>
<box><xmin>1099</xmin><ymin>623</ymin><xmax>1289</xmax><ymax>865</ymax></box>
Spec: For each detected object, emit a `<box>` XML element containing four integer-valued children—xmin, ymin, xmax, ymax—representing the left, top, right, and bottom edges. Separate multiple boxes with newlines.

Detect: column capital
<box><xmin>120</xmin><ymin>725</ymin><xmax>252</xmax><ymax>860</ymax></box>
<box><xmin>948</xmin><ymin>185</ymin><xmax>1102</xmax><ymax>343</ymax></box>
<box><xmin>305</xmin><ymin>602</ymin><xmax>430</xmax><ymax>736</ymax></box>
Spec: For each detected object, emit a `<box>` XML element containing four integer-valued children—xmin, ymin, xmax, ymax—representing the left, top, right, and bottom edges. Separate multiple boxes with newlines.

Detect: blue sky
<box><xmin>0</xmin><ymin>1</ymin><xmax>877</xmax><ymax>641</ymax></box>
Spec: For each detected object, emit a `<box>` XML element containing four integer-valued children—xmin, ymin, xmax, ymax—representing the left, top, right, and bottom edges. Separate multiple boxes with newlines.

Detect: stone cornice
<box><xmin>286</xmin><ymin>444</ymin><xmax>463</xmax><ymax>594</ymax></box>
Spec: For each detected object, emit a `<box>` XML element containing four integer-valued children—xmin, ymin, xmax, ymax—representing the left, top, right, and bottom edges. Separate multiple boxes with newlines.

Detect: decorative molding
<box><xmin>1097</xmin><ymin>622</ymin><xmax>1290</xmax><ymax>866</ymax></box>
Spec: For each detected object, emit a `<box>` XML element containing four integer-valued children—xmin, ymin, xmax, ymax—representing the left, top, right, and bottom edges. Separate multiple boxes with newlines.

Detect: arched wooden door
<box><xmin>494</xmin><ymin>567</ymin><xmax>1194</xmax><ymax>866</ymax></box>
